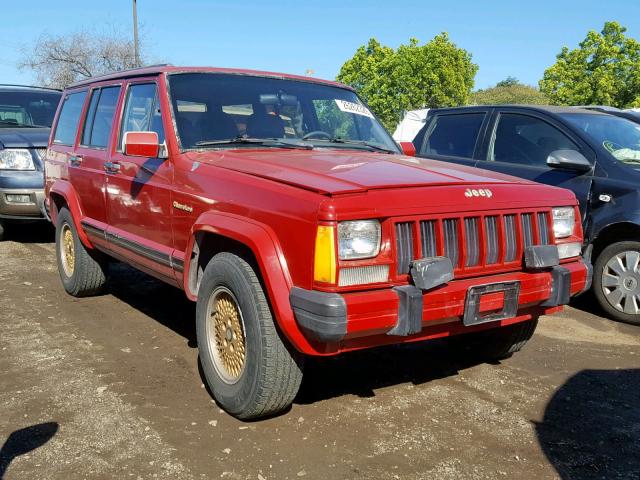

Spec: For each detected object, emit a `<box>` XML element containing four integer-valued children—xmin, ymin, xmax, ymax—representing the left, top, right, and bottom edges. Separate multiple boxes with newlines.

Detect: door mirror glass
<box><xmin>399</xmin><ymin>141</ymin><xmax>416</xmax><ymax>156</ymax></box>
<box><xmin>123</xmin><ymin>131</ymin><xmax>160</xmax><ymax>158</ymax></box>
<box><xmin>546</xmin><ymin>149</ymin><xmax>592</xmax><ymax>171</ymax></box>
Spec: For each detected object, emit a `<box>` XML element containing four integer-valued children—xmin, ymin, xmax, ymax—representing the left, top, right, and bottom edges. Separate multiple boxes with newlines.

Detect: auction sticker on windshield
<box><xmin>335</xmin><ymin>99</ymin><xmax>374</xmax><ymax>118</ymax></box>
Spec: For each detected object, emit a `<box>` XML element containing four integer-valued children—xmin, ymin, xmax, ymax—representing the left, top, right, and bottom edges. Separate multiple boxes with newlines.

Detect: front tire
<box><xmin>55</xmin><ymin>207</ymin><xmax>107</xmax><ymax>297</ymax></box>
<box><xmin>0</xmin><ymin>220</ymin><xmax>5</xmax><ymax>241</ymax></box>
<box><xmin>196</xmin><ymin>252</ymin><xmax>303</xmax><ymax>420</ymax></box>
<box><xmin>593</xmin><ymin>241</ymin><xmax>640</xmax><ymax>325</ymax></box>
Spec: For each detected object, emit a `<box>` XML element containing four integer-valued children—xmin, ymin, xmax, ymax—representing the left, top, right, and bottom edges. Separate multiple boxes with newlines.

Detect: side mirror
<box><xmin>399</xmin><ymin>141</ymin><xmax>416</xmax><ymax>157</ymax></box>
<box><xmin>123</xmin><ymin>131</ymin><xmax>160</xmax><ymax>158</ymax></box>
<box><xmin>546</xmin><ymin>149</ymin><xmax>592</xmax><ymax>172</ymax></box>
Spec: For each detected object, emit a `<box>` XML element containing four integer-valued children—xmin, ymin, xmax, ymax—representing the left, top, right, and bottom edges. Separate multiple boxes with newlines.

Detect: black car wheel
<box><xmin>594</xmin><ymin>241</ymin><xmax>640</xmax><ymax>325</ymax></box>
<box><xmin>196</xmin><ymin>252</ymin><xmax>303</xmax><ymax>420</ymax></box>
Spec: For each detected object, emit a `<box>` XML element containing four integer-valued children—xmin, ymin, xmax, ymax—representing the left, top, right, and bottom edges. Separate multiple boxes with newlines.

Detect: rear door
<box><xmin>72</xmin><ymin>84</ymin><xmax>122</xmax><ymax>235</ymax></box>
<box><xmin>476</xmin><ymin>109</ymin><xmax>594</xmax><ymax>220</ymax></box>
<box><xmin>414</xmin><ymin>109</ymin><xmax>491</xmax><ymax>168</ymax></box>
<box><xmin>104</xmin><ymin>78</ymin><xmax>176</xmax><ymax>284</ymax></box>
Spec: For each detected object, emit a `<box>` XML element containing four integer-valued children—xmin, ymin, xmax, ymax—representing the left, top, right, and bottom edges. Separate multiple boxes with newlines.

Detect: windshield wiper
<box><xmin>313</xmin><ymin>137</ymin><xmax>396</xmax><ymax>154</ymax></box>
<box><xmin>0</xmin><ymin>120</ymin><xmax>46</xmax><ymax>128</ymax></box>
<box><xmin>195</xmin><ymin>135</ymin><xmax>313</xmax><ymax>150</ymax></box>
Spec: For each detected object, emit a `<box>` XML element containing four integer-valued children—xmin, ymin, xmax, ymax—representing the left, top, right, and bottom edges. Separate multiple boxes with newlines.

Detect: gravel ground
<box><xmin>1</xmin><ymin>224</ymin><xmax>638</xmax><ymax>480</ymax></box>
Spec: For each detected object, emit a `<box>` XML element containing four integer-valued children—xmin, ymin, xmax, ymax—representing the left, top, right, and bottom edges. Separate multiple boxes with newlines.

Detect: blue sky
<box><xmin>1</xmin><ymin>0</ymin><xmax>638</xmax><ymax>89</ymax></box>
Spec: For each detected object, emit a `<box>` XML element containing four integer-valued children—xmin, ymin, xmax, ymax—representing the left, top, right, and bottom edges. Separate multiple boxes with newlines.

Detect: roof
<box><xmin>0</xmin><ymin>84</ymin><xmax>61</xmax><ymax>93</ymax></box>
<box><xmin>66</xmin><ymin>65</ymin><xmax>352</xmax><ymax>90</ymax></box>
<box><xmin>430</xmin><ymin>104</ymin><xmax>608</xmax><ymax>115</ymax></box>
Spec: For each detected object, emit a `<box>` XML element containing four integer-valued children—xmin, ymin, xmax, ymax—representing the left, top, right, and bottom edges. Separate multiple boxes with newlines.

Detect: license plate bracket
<box><xmin>463</xmin><ymin>281</ymin><xmax>520</xmax><ymax>326</ymax></box>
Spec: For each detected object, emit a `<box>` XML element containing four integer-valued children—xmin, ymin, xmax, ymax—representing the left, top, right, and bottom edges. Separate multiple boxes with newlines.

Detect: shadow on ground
<box><xmin>535</xmin><ymin>369</ymin><xmax>640</xmax><ymax>479</ymax></box>
<box><xmin>0</xmin><ymin>422</ymin><xmax>58</xmax><ymax>479</ymax></box>
<box><xmin>1</xmin><ymin>221</ymin><xmax>54</xmax><ymax>244</ymax></box>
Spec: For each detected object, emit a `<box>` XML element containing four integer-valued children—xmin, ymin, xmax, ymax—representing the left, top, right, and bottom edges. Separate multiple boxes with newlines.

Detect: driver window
<box><xmin>119</xmin><ymin>83</ymin><xmax>165</xmax><ymax>151</ymax></box>
<box><xmin>490</xmin><ymin>113</ymin><xmax>579</xmax><ymax>167</ymax></box>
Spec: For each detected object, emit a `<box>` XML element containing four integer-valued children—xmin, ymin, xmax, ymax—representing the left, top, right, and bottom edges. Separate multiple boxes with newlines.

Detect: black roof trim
<box><xmin>0</xmin><ymin>84</ymin><xmax>62</xmax><ymax>92</ymax></box>
<box><xmin>67</xmin><ymin>64</ymin><xmax>172</xmax><ymax>88</ymax></box>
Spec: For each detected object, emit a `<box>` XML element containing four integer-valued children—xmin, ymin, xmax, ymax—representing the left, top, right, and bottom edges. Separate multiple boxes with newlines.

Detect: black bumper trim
<box><xmin>387</xmin><ymin>285</ymin><xmax>423</xmax><ymax>336</ymax></box>
<box><xmin>541</xmin><ymin>265</ymin><xmax>571</xmax><ymax>307</ymax></box>
<box><xmin>290</xmin><ymin>287</ymin><xmax>347</xmax><ymax>343</ymax></box>
<box><xmin>524</xmin><ymin>245</ymin><xmax>559</xmax><ymax>269</ymax></box>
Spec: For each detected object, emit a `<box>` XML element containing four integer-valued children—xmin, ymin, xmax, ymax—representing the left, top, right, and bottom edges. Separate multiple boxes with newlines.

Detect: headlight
<box><xmin>338</xmin><ymin>220</ymin><xmax>381</xmax><ymax>260</ymax></box>
<box><xmin>0</xmin><ymin>148</ymin><xmax>35</xmax><ymax>170</ymax></box>
<box><xmin>552</xmin><ymin>207</ymin><xmax>575</xmax><ymax>239</ymax></box>
<box><xmin>557</xmin><ymin>242</ymin><xmax>581</xmax><ymax>259</ymax></box>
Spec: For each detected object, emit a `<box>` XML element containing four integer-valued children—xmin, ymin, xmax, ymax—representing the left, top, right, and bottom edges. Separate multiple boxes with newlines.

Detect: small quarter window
<box><xmin>53</xmin><ymin>91</ymin><xmax>87</xmax><ymax>146</ymax></box>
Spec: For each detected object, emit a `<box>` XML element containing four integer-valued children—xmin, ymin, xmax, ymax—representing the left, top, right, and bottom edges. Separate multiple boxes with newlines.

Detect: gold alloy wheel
<box><xmin>208</xmin><ymin>287</ymin><xmax>246</xmax><ymax>383</ymax></box>
<box><xmin>60</xmin><ymin>224</ymin><xmax>75</xmax><ymax>277</ymax></box>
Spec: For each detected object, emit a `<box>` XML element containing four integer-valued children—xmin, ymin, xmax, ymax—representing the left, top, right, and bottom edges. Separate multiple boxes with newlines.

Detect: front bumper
<box><xmin>290</xmin><ymin>258</ymin><xmax>591</xmax><ymax>349</ymax></box>
<box><xmin>0</xmin><ymin>170</ymin><xmax>46</xmax><ymax>220</ymax></box>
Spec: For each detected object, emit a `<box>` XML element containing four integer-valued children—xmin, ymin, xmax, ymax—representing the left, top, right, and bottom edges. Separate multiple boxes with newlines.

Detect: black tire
<box><xmin>593</xmin><ymin>241</ymin><xmax>640</xmax><ymax>325</ymax></box>
<box><xmin>453</xmin><ymin>319</ymin><xmax>539</xmax><ymax>360</ymax></box>
<box><xmin>0</xmin><ymin>220</ymin><xmax>5</xmax><ymax>241</ymax></box>
<box><xmin>196</xmin><ymin>252</ymin><xmax>303</xmax><ymax>420</ymax></box>
<box><xmin>55</xmin><ymin>207</ymin><xmax>107</xmax><ymax>297</ymax></box>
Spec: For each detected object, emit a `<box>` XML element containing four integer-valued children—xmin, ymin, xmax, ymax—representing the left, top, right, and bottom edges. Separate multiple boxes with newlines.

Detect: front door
<box><xmin>476</xmin><ymin>110</ymin><xmax>594</xmax><ymax>222</ymax></box>
<box><xmin>104</xmin><ymin>79</ymin><xmax>176</xmax><ymax>284</ymax></box>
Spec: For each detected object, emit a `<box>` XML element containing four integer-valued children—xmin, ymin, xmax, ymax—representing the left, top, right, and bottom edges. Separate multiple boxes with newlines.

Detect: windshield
<box><xmin>167</xmin><ymin>73</ymin><xmax>399</xmax><ymax>153</ymax></box>
<box><xmin>561</xmin><ymin>112</ymin><xmax>640</xmax><ymax>166</ymax></box>
<box><xmin>0</xmin><ymin>90</ymin><xmax>61</xmax><ymax>128</ymax></box>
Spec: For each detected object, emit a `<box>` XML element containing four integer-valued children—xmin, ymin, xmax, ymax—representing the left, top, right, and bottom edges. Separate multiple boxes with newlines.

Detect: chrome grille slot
<box><xmin>34</xmin><ymin>148</ymin><xmax>47</xmax><ymax>160</ymax></box>
<box><xmin>464</xmin><ymin>217</ymin><xmax>480</xmax><ymax>267</ymax></box>
<box><xmin>395</xmin><ymin>222</ymin><xmax>414</xmax><ymax>274</ymax></box>
<box><xmin>420</xmin><ymin>220</ymin><xmax>437</xmax><ymax>258</ymax></box>
<box><xmin>537</xmin><ymin>212</ymin><xmax>549</xmax><ymax>245</ymax></box>
<box><xmin>521</xmin><ymin>214</ymin><xmax>534</xmax><ymax>247</ymax></box>
<box><xmin>443</xmin><ymin>219</ymin><xmax>460</xmax><ymax>268</ymax></box>
<box><xmin>504</xmin><ymin>215</ymin><xmax>517</xmax><ymax>262</ymax></box>
<box><xmin>484</xmin><ymin>216</ymin><xmax>499</xmax><ymax>264</ymax></box>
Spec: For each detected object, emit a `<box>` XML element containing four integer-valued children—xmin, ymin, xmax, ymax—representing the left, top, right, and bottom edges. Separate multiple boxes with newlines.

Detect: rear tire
<box><xmin>0</xmin><ymin>220</ymin><xmax>5</xmax><ymax>241</ymax></box>
<box><xmin>55</xmin><ymin>207</ymin><xmax>107</xmax><ymax>297</ymax></box>
<box><xmin>593</xmin><ymin>241</ymin><xmax>640</xmax><ymax>325</ymax></box>
<box><xmin>453</xmin><ymin>319</ymin><xmax>538</xmax><ymax>360</ymax></box>
<box><xmin>196</xmin><ymin>252</ymin><xmax>303</xmax><ymax>420</ymax></box>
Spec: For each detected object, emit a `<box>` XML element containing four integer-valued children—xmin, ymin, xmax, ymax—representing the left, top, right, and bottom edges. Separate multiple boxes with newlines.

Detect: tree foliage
<box><xmin>471</xmin><ymin>78</ymin><xmax>549</xmax><ymax>105</ymax></box>
<box><xmin>19</xmin><ymin>30</ymin><xmax>144</xmax><ymax>89</ymax></box>
<box><xmin>539</xmin><ymin>22</ymin><xmax>640</xmax><ymax>107</ymax></box>
<box><xmin>337</xmin><ymin>35</ymin><xmax>478</xmax><ymax>130</ymax></box>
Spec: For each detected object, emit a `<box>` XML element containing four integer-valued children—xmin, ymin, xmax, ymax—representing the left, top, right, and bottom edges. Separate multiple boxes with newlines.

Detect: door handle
<box><xmin>68</xmin><ymin>154</ymin><xmax>83</xmax><ymax>166</ymax></box>
<box><xmin>104</xmin><ymin>161</ymin><xmax>121</xmax><ymax>174</ymax></box>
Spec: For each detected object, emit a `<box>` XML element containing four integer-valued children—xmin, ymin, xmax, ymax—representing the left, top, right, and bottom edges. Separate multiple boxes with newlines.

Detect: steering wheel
<box><xmin>302</xmin><ymin>130</ymin><xmax>332</xmax><ymax>140</ymax></box>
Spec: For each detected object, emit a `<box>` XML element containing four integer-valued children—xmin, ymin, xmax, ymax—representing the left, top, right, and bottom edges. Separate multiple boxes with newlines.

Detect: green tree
<box><xmin>471</xmin><ymin>78</ymin><xmax>549</xmax><ymax>105</ymax></box>
<box><xmin>539</xmin><ymin>22</ymin><xmax>640</xmax><ymax>107</ymax></box>
<box><xmin>337</xmin><ymin>35</ymin><xmax>478</xmax><ymax>130</ymax></box>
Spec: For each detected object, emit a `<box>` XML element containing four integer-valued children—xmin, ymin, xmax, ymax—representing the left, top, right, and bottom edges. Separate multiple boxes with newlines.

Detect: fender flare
<box><xmin>184</xmin><ymin>211</ymin><xmax>316</xmax><ymax>354</ymax></box>
<box><xmin>48</xmin><ymin>180</ymin><xmax>93</xmax><ymax>248</ymax></box>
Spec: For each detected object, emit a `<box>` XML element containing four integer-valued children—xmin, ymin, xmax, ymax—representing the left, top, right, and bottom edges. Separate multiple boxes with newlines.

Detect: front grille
<box><xmin>339</xmin><ymin>265</ymin><xmax>389</xmax><ymax>287</ymax></box>
<box><xmin>395</xmin><ymin>210</ymin><xmax>552</xmax><ymax>276</ymax></box>
<box><xmin>33</xmin><ymin>148</ymin><xmax>47</xmax><ymax>160</ymax></box>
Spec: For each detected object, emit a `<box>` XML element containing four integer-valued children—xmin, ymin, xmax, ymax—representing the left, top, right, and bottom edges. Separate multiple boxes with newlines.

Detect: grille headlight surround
<box><xmin>338</xmin><ymin>220</ymin><xmax>381</xmax><ymax>260</ymax></box>
<box><xmin>552</xmin><ymin>207</ymin><xmax>575</xmax><ymax>239</ymax></box>
<box><xmin>0</xmin><ymin>148</ymin><xmax>35</xmax><ymax>170</ymax></box>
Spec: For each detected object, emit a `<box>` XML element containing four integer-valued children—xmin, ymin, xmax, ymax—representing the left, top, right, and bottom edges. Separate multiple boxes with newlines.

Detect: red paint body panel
<box><xmin>44</xmin><ymin>66</ymin><xmax>590</xmax><ymax>357</ymax></box>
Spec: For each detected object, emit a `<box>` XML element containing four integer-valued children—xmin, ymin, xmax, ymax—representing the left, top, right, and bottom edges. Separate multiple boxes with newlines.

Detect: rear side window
<box><xmin>422</xmin><ymin>113</ymin><xmax>485</xmax><ymax>159</ymax></box>
<box><xmin>53</xmin><ymin>91</ymin><xmax>87</xmax><ymax>146</ymax></box>
<box><xmin>81</xmin><ymin>86</ymin><xmax>121</xmax><ymax>149</ymax></box>
<box><xmin>119</xmin><ymin>83</ymin><xmax>165</xmax><ymax>148</ymax></box>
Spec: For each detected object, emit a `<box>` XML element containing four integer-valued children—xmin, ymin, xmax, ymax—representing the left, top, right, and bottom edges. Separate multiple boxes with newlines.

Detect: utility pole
<box><xmin>133</xmin><ymin>0</ymin><xmax>140</xmax><ymax>67</ymax></box>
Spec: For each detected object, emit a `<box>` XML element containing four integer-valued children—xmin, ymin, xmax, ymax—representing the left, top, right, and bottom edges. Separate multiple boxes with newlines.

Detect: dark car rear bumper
<box><xmin>0</xmin><ymin>171</ymin><xmax>46</xmax><ymax>220</ymax></box>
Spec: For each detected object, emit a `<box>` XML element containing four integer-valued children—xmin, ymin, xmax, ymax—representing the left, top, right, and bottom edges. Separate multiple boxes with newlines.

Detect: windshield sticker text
<box><xmin>334</xmin><ymin>100</ymin><xmax>374</xmax><ymax>119</ymax></box>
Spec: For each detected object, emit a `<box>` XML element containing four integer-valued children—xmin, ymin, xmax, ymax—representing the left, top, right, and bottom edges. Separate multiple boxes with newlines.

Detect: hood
<box><xmin>192</xmin><ymin>149</ymin><xmax>536</xmax><ymax>195</ymax></box>
<box><xmin>0</xmin><ymin>127</ymin><xmax>51</xmax><ymax>149</ymax></box>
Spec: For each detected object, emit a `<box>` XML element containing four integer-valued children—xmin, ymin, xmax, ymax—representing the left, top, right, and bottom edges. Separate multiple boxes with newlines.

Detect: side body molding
<box><xmin>184</xmin><ymin>211</ymin><xmax>316</xmax><ymax>354</ymax></box>
<box><xmin>48</xmin><ymin>179</ymin><xmax>93</xmax><ymax>248</ymax></box>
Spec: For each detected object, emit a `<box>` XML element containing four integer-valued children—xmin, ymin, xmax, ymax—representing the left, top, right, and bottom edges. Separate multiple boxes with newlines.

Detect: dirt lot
<box><xmin>1</xmin><ymin>224</ymin><xmax>639</xmax><ymax>480</ymax></box>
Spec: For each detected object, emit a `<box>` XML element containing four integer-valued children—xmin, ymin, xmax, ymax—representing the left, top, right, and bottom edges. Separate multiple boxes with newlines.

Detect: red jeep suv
<box><xmin>45</xmin><ymin>66</ymin><xmax>591</xmax><ymax>419</ymax></box>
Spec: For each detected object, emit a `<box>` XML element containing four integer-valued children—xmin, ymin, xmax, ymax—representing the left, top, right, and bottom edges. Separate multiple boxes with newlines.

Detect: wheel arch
<box><xmin>48</xmin><ymin>180</ymin><xmax>93</xmax><ymax>248</ymax></box>
<box><xmin>183</xmin><ymin>211</ymin><xmax>315</xmax><ymax>354</ymax></box>
<box><xmin>591</xmin><ymin>221</ymin><xmax>640</xmax><ymax>260</ymax></box>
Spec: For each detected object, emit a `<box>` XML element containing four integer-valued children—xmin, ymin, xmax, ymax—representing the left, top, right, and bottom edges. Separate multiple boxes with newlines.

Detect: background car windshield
<box><xmin>0</xmin><ymin>90</ymin><xmax>61</xmax><ymax>128</ymax></box>
<box><xmin>167</xmin><ymin>73</ymin><xmax>398</xmax><ymax>151</ymax></box>
<box><xmin>561</xmin><ymin>113</ymin><xmax>640</xmax><ymax>165</ymax></box>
